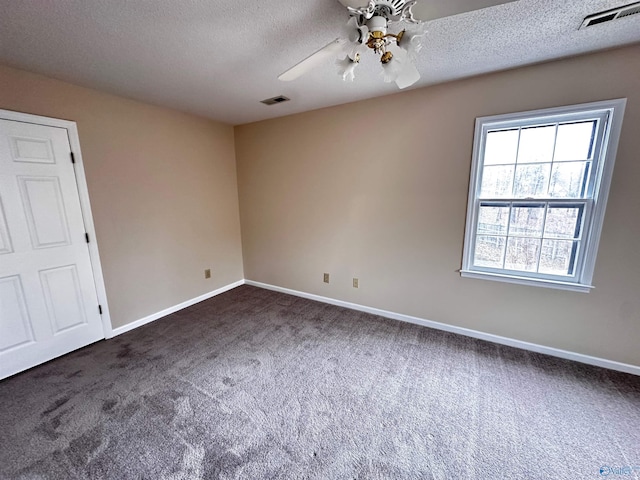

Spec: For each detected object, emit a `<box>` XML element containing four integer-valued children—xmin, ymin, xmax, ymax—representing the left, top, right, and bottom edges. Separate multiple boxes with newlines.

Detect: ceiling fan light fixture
<box><xmin>380</xmin><ymin>47</ymin><xmax>420</xmax><ymax>89</ymax></box>
<box><xmin>336</xmin><ymin>53</ymin><xmax>361</xmax><ymax>81</ymax></box>
<box><xmin>381</xmin><ymin>50</ymin><xmax>404</xmax><ymax>83</ymax></box>
<box><xmin>355</xmin><ymin>5</ymin><xmax>422</xmax><ymax>78</ymax></box>
<box><xmin>398</xmin><ymin>24</ymin><xmax>427</xmax><ymax>60</ymax></box>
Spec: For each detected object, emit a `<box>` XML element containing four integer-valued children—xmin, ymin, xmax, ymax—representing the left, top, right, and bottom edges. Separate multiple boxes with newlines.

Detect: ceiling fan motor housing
<box><xmin>373</xmin><ymin>0</ymin><xmax>409</xmax><ymax>18</ymax></box>
<box><xmin>345</xmin><ymin>0</ymin><xmax>419</xmax><ymax>26</ymax></box>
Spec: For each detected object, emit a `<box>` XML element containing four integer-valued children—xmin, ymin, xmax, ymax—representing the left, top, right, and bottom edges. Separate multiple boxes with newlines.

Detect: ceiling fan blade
<box><xmin>337</xmin><ymin>0</ymin><xmax>370</xmax><ymax>8</ymax></box>
<box><xmin>278</xmin><ymin>38</ymin><xmax>348</xmax><ymax>82</ymax></box>
<box><xmin>395</xmin><ymin>62</ymin><xmax>421</xmax><ymax>89</ymax></box>
<box><xmin>411</xmin><ymin>0</ymin><xmax>518</xmax><ymax>22</ymax></box>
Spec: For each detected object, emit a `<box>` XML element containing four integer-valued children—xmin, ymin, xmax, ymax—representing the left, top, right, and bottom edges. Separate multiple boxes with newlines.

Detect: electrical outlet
<box><xmin>353</xmin><ymin>278</ymin><xmax>359</xmax><ymax>288</ymax></box>
<box><xmin>323</xmin><ymin>273</ymin><xmax>330</xmax><ymax>283</ymax></box>
<box><xmin>204</xmin><ymin>268</ymin><xmax>211</xmax><ymax>279</ymax></box>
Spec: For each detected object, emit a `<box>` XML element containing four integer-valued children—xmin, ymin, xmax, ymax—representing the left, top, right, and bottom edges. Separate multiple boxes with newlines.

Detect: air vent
<box><xmin>580</xmin><ymin>1</ymin><xmax>640</xmax><ymax>29</ymax></box>
<box><xmin>260</xmin><ymin>95</ymin><xmax>290</xmax><ymax>106</ymax></box>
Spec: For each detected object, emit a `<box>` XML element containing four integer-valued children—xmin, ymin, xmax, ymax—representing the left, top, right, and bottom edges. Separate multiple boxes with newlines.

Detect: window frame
<box><xmin>461</xmin><ymin>99</ymin><xmax>626</xmax><ymax>293</ymax></box>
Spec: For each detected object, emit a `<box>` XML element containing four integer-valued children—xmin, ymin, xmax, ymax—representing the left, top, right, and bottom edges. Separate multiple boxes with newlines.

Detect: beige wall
<box><xmin>0</xmin><ymin>65</ymin><xmax>244</xmax><ymax>328</ymax></box>
<box><xmin>235</xmin><ymin>44</ymin><xmax>640</xmax><ymax>367</ymax></box>
<box><xmin>3</xmin><ymin>44</ymin><xmax>638</xmax><ymax>365</ymax></box>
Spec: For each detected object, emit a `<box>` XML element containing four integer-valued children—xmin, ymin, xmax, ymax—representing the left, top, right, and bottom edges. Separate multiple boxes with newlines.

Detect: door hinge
<box><xmin>71</xmin><ymin>152</ymin><xmax>76</xmax><ymax>164</ymax></box>
<box><xmin>98</xmin><ymin>305</ymin><xmax>103</xmax><ymax>315</ymax></box>
<box><xmin>85</xmin><ymin>233</ymin><xmax>90</xmax><ymax>243</ymax></box>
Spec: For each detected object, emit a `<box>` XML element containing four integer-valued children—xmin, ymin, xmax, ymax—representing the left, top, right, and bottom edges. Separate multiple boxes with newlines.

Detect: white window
<box><xmin>461</xmin><ymin>99</ymin><xmax>626</xmax><ymax>292</ymax></box>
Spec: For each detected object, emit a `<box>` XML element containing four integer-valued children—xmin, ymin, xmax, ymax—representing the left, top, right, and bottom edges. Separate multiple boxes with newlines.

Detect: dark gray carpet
<box><xmin>1</xmin><ymin>285</ymin><xmax>639</xmax><ymax>479</ymax></box>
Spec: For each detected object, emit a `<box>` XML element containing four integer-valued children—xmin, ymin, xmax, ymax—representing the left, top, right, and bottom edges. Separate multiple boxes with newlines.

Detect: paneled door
<box><xmin>0</xmin><ymin>118</ymin><xmax>104</xmax><ymax>380</ymax></box>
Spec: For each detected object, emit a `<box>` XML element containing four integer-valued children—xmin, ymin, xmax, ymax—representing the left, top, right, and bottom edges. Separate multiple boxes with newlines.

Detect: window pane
<box><xmin>485</xmin><ymin>129</ymin><xmax>519</xmax><ymax>165</ymax></box>
<box><xmin>513</xmin><ymin>163</ymin><xmax>551</xmax><ymax>197</ymax></box>
<box><xmin>474</xmin><ymin>235</ymin><xmax>506</xmax><ymax>268</ymax></box>
<box><xmin>549</xmin><ymin>161</ymin><xmax>589</xmax><ymax>198</ymax></box>
<box><xmin>478</xmin><ymin>205</ymin><xmax>510</xmax><ymax>235</ymax></box>
<box><xmin>505</xmin><ymin>237</ymin><xmax>541</xmax><ymax>272</ymax></box>
<box><xmin>539</xmin><ymin>239</ymin><xmax>578</xmax><ymax>276</ymax></box>
<box><xmin>517</xmin><ymin>125</ymin><xmax>556</xmax><ymax>164</ymax></box>
<box><xmin>480</xmin><ymin>165</ymin><xmax>514</xmax><ymax>198</ymax></box>
<box><xmin>554</xmin><ymin>121</ymin><xmax>595</xmax><ymax>161</ymax></box>
<box><xmin>509</xmin><ymin>205</ymin><xmax>545</xmax><ymax>237</ymax></box>
<box><xmin>544</xmin><ymin>206</ymin><xmax>583</xmax><ymax>239</ymax></box>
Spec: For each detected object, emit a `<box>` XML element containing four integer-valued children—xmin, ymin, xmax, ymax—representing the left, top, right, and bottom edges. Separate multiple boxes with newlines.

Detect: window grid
<box><xmin>473</xmin><ymin>201</ymin><xmax>587</xmax><ymax>278</ymax></box>
<box><xmin>507</xmin><ymin>128</ymin><xmax>522</xmax><ymax>197</ymax></box>
<box><xmin>480</xmin><ymin>120</ymin><xmax>598</xmax><ymax>201</ymax></box>
<box><xmin>534</xmin><ymin>204</ymin><xmax>549</xmax><ymax>274</ymax></box>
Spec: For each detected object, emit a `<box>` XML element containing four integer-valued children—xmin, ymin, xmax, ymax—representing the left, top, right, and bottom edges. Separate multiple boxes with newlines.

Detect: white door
<box><xmin>0</xmin><ymin>118</ymin><xmax>104</xmax><ymax>380</ymax></box>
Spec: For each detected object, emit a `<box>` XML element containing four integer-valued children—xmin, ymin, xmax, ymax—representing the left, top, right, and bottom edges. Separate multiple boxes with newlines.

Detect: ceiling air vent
<box><xmin>580</xmin><ymin>1</ymin><xmax>640</xmax><ymax>29</ymax></box>
<box><xmin>260</xmin><ymin>95</ymin><xmax>290</xmax><ymax>106</ymax></box>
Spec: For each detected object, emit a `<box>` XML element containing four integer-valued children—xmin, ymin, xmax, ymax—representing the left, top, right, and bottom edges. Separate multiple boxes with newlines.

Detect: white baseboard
<box><xmin>108</xmin><ymin>280</ymin><xmax>245</xmax><ymax>338</ymax></box>
<box><xmin>245</xmin><ymin>280</ymin><xmax>640</xmax><ymax>376</ymax></box>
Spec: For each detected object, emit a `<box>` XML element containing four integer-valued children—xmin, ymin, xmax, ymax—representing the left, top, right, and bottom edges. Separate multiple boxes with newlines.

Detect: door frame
<box><xmin>0</xmin><ymin>108</ymin><xmax>112</xmax><ymax>338</ymax></box>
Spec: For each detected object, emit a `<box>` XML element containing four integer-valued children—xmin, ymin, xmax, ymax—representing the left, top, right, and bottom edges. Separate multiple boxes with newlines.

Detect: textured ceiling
<box><xmin>0</xmin><ymin>0</ymin><xmax>639</xmax><ymax>125</ymax></box>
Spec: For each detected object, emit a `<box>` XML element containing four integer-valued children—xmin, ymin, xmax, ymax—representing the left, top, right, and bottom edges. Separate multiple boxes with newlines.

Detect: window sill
<box><xmin>459</xmin><ymin>270</ymin><xmax>594</xmax><ymax>293</ymax></box>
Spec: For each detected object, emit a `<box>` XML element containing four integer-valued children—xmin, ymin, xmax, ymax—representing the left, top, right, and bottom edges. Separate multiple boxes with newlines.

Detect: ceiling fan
<box><xmin>278</xmin><ymin>0</ymin><xmax>518</xmax><ymax>89</ymax></box>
